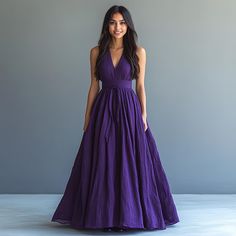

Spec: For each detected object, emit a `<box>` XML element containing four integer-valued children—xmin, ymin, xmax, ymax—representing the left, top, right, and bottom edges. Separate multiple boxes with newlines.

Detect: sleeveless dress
<box><xmin>51</xmin><ymin>49</ymin><xmax>180</xmax><ymax>231</ymax></box>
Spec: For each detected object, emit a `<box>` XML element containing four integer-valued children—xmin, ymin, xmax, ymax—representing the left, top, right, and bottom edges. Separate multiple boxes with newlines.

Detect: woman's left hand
<box><xmin>142</xmin><ymin>113</ymin><xmax>148</xmax><ymax>132</ymax></box>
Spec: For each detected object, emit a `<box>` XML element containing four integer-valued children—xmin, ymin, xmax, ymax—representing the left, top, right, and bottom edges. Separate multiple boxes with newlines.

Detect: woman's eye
<box><xmin>109</xmin><ymin>21</ymin><xmax>126</xmax><ymax>25</ymax></box>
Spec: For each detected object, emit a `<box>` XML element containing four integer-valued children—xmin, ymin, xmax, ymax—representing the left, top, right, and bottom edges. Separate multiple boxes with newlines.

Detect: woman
<box><xmin>51</xmin><ymin>5</ymin><xmax>180</xmax><ymax>232</ymax></box>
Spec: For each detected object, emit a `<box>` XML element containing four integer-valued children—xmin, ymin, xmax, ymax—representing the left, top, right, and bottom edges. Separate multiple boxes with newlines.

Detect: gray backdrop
<box><xmin>0</xmin><ymin>0</ymin><xmax>235</xmax><ymax>194</ymax></box>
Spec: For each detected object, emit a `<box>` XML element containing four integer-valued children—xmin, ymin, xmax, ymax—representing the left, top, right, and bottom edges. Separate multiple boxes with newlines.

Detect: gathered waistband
<box><xmin>101</xmin><ymin>81</ymin><xmax>132</xmax><ymax>89</ymax></box>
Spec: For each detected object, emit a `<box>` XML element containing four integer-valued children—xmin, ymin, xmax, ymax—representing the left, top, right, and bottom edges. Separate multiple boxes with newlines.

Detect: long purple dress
<box><xmin>51</xmin><ymin>48</ymin><xmax>180</xmax><ymax>230</ymax></box>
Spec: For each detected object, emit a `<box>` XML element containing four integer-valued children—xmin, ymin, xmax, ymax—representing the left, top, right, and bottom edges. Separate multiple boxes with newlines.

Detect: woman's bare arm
<box><xmin>135</xmin><ymin>46</ymin><xmax>148</xmax><ymax>130</ymax></box>
<box><xmin>83</xmin><ymin>46</ymin><xmax>100</xmax><ymax>131</ymax></box>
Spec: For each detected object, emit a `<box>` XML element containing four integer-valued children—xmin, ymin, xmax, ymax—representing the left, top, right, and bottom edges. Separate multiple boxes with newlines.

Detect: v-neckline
<box><xmin>108</xmin><ymin>48</ymin><xmax>124</xmax><ymax>70</ymax></box>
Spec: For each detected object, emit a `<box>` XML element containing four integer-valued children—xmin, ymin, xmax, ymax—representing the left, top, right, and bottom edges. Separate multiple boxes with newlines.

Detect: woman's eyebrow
<box><xmin>110</xmin><ymin>19</ymin><xmax>125</xmax><ymax>22</ymax></box>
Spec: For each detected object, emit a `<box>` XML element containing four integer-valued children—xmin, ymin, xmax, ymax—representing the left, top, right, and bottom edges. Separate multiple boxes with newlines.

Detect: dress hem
<box><xmin>51</xmin><ymin>218</ymin><xmax>180</xmax><ymax>231</ymax></box>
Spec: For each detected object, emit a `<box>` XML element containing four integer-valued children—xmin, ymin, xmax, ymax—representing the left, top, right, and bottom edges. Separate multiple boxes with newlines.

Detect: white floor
<box><xmin>0</xmin><ymin>194</ymin><xmax>235</xmax><ymax>236</ymax></box>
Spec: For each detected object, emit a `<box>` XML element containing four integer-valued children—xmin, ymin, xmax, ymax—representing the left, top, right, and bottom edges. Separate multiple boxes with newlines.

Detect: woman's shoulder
<box><xmin>89</xmin><ymin>46</ymin><xmax>100</xmax><ymax>62</ymax></box>
<box><xmin>136</xmin><ymin>45</ymin><xmax>146</xmax><ymax>62</ymax></box>
<box><xmin>90</xmin><ymin>45</ymin><xmax>100</xmax><ymax>55</ymax></box>
<box><xmin>136</xmin><ymin>45</ymin><xmax>146</xmax><ymax>56</ymax></box>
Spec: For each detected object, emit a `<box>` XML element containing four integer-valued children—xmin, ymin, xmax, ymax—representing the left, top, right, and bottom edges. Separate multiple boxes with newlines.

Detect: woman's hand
<box><xmin>142</xmin><ymin>113</ymin><xmax>148</xmax><ymax>132</ymax></box>
<box><xmin>83</xmin><ymin>115</ymin><xmax>90</xmax><ymax>132</ymax></box>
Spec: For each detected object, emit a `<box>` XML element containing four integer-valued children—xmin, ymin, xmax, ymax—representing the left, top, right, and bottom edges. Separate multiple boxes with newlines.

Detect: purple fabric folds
<box><xmin>51</xmin><ymin>49</ymin><xmax>180</xmax><ymax>230</ymax></box>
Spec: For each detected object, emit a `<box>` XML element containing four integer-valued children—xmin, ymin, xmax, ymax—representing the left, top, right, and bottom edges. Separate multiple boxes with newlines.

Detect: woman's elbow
<box><xmin>135</xmin><ymin>84</ymin><xmax>145</xmax><ymax>94</ymax></box>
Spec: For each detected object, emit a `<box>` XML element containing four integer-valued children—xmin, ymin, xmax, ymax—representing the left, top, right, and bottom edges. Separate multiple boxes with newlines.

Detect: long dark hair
<box><xmin>95</xmin><ymin>5</ymin><xmax>140</xmax><ymax>81</ymax></box>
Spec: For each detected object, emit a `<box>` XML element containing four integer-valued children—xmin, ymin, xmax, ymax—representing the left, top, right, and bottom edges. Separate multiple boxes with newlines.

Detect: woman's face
<box><xmin>108</xmin><ymin>12</ymin><xmax>127</xmax><ymax>39</ymax></box>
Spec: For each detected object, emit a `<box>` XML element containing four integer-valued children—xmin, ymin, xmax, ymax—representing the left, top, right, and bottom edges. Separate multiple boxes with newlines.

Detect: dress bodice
<box><xmin>98</xmin><ymin>50</ymin><xmax>132</xmax><ymax>89</ymax></box>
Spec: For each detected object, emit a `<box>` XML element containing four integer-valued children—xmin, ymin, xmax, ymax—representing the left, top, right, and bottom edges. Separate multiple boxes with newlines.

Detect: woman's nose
<box><xmin>115</xmin><ymin>23</ymin><xmax>121</xmax><ymax>29</ymax></box>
